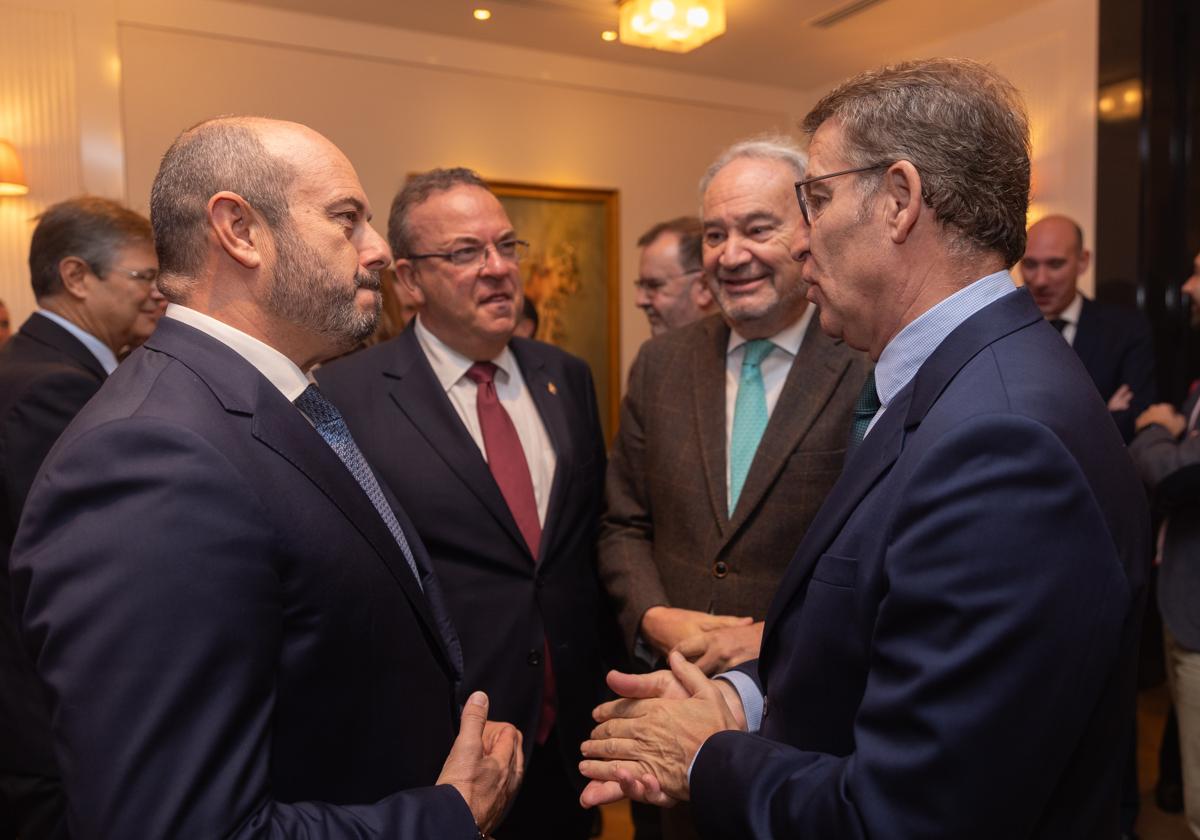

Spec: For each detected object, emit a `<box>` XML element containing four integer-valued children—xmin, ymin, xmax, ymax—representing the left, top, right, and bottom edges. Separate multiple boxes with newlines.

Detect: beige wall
<box><xmin>0</xmin><ymin>0</ymin><xmax>1099</xmax><ymax>376</ymax></box>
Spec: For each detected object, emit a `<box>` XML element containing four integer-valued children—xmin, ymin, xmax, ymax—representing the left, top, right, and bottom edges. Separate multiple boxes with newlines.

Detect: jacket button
<box><xmin>713</xmin><ymin>560</ymin><xmax>729</xmax><ymax>578</ymax></box>
<box><xmin>527</xmin><ymin>649</ymin><xmax>542</xmax><ymax>667</ymax></box>
<box><xmin>762</xmin><ymin>696</ymin><xmax>770</xmax><ymax>718</ymax></box>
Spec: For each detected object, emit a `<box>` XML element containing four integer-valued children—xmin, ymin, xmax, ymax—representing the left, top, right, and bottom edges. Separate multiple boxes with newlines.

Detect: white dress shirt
<box><xmin>165</xmin><ymin>304</ymin><xmax>311</xmax><ymax>401</ymax></box>
<box><xmin>1054</xmin><ymin>292</ymin><xmax>1083</xmax><ymax>346</ymax></box>
<box><xmin>413</xmin><ymin>316</ymin><xmax>557</xmax><ymax>527</ymax></box>
<box><xmin>723</xmin><ymin>304</ymin><xmax>815</xmax><ymax>496</ymax></box>
<box><xmin>37</xmin><ymin>309</ymin><xmax>119</xmax><ymax>375</ymax></box>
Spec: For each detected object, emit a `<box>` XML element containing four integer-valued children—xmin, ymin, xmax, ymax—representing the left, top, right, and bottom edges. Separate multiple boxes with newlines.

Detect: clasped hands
<box><xmin>577</xmin><ymin>651</ymin><xmax>747</xmax><ymax>808</ymax></box>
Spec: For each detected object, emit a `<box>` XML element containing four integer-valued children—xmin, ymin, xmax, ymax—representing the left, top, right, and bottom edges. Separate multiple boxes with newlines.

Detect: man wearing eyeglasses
<box><xmin>580</xmin><ymin>59</ymin><xmax>1147</xmax><ymax>839</ymax></box>
<box><xmin>0</xmin><ymin>195</ymin><xmax>156</xmax><ymax>840</ymax></box>
<box><xmin>635</xmin><ymin>216</ymin><xmax>716</xmax><ymax>337</ymax></box>
<box><xmin>317</xmin><ymin>167</ymin><xmax>609</xmax><ymax>840</ymax></box>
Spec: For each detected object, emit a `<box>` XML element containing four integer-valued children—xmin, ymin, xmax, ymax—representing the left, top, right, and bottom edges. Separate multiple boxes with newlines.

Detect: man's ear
<box><xmin>57</xmin><ymin>256</ymin><xmax>92</xmax><ymax>300</ymax></box>
<box><xmin>1078</xmin><ymin>248</ymin><xmax>1092</xmax><ymax>275</ymax></box>
<box><xmin>881</xmin><ymin>161</ymin><xmax>923</xmax><ymax>245</ymax></box>
<box><xmin>209</xmin><ymin>191</ymin><xmax>264</xmax><ymax>269</ymax></box>
<box><xmin>692</xmin><ymin>273</ymin><xmax>715</xmax><ymax>309</ymax></box>
<box><xmin>394</xmin><ymin>260</ymin><xmax>426</xmax><ymax>306</ymax></box>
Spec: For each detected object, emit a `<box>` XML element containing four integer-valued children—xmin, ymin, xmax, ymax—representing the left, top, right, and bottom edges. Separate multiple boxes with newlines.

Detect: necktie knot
<box><xmin>741</xmin><ymin>339</ymin><xmax>774</xmax><ymax>370</ymax></box>
<box><xmin>848</xmin><ymin>369</ymin><xmax>880</xmax><ymax>450</ymax></box>
<box><xmin>294</xmin><ymin>383</ymin><xmax>342</xmax><ymax>428</ymax></box>
<box><xmin>465</xmin><ymin>361</ymin><xmax>498</xmax><ymax>386</ymax></box>
<box><xmin>1050</xmin><ymin>318</ymin><xmax>1068</xmax><ymax>333</ymax></box>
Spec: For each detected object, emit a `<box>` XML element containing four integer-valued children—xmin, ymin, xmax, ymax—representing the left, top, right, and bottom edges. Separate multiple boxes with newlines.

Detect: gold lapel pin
<box><xmin>547</xmin><ymin>381</ymin><xmax>558</xmax><ymax>395</ymax></box>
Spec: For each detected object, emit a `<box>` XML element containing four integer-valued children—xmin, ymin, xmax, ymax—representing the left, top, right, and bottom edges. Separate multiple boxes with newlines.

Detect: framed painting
<box><xmin>491</xmin><ymin>181</ymin><xmax>621</xmax><ymax>440</ymax></box>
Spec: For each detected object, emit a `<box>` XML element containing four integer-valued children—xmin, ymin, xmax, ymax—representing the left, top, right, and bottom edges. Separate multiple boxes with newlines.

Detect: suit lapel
<box><xmin>759</xmin><ymin>289</ymin><xmax>1043</xmax><ymax>676</ymax></box>
<box><xmin>384</xmin><ymin>330</ymin><xmax>532</xmax><ymax>564</ymax></box>
<box><xmin>511</xmin><ymin>340</ymin><xmax>569</xmax><ymax>567</ymax></box>
<box><xmin>1069</xmin><ymin>297</ymin><xmax>1101</xmax><ymax>373</ymax></box>
<box><xmin>22</xmin><ymin>313</ymin><xmax>108</xmax><ymax>381</ymax></box>
<box><xmin>693</xmin><ymin>318</ymin><xmax>733</xmax><ymax>533</ymax></box>
<box><xmin>723</xmin><ymin>316</ymin><xmax>853</xmax><ymax>545</ymax></box>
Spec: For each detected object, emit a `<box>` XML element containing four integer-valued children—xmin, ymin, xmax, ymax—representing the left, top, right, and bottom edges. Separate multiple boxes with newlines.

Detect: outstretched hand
<box><xmin>437</xmin><ymin>691</ymin><xmax>524</xmax><ymax>834</ymax></box>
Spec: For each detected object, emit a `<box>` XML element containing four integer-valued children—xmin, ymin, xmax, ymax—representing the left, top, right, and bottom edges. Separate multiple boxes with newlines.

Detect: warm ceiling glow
<box><xmin>601</xmin><ymin>30</ymin><xmax>618</xmax><ymax>42</ymax></box>
<box><xmin>0</xmin><ymin>140</ymin><xmax>29</xmax><ymax>196</ymax></box>
<box><xmin>618</xmin><ymin>0</ymin><xmax>725</xmax><ymax>53</ymax></box>
<box><xmin>473</xmin><ymin>8</ymin><xmax>492</xmax><ymax>21</ymax></box>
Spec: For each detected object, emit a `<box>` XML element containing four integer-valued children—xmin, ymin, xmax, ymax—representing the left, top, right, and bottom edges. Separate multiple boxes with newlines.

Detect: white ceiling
<box><xmin>228</xmin><ymin>0</ymin><xmax>1053</xmax><ymax>92</ymax></box>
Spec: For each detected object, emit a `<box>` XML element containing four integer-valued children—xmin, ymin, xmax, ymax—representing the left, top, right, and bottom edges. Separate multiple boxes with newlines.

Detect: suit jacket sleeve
<box><xmin>2</xmin><ymin>368</ymin><xmax>100</xmax><ymax>527</ymax></box>
<box><xmin>597</xmin><ymin>345</ymin><xmax>672</xmax><ymax>654</ymax></box>
<box><xmin>691</xmin><ymin>415</ymin><xmax>1136</xmax><ymax>838</ymax></box>
<box><xmin>10</xmin><ymin>418</ymin><xmax>476</xmax><ymax>840</ymax></box>
<box><xmin>1129</xmin><ymin>410</ymin><xmax>1200</xmax><ymax>509</ymax></box>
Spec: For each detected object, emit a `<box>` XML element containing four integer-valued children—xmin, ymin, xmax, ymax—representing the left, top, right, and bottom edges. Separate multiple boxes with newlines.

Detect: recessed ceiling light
<box><xmin>473</xmin><ymin>8</ymin><xmax>492</xmax><ymax>21</ymax></box>
<box><xmin>601</xmin><ymin>30</ymin><xmax>618</xmax><ymax>41</ymax></box>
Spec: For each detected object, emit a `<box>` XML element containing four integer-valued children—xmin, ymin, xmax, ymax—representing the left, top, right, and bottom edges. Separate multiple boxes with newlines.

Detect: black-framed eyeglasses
<box><xmin>794</xmin><ymin>161</ymin><xmax>896</xmax><ymax>225</ymax></box>
<box><xmin>408</xmin><ymin>239</ymin><xmax>530</xmax><ymax>269</ymax></box>
<box><xmin>103</xmin><ymin>265</ymin><xmax>160</xmax><ymax>285</ymax></box>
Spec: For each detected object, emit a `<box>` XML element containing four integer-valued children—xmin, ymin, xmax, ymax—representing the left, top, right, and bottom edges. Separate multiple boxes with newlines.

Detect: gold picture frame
<box><xmin>491</xmin><ymin>181</ymin><xmax>621</xmax><ymax>440</ymax></box>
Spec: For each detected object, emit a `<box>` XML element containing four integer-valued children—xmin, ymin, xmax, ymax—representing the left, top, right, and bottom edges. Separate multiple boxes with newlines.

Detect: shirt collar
<box><xmin>1057</xmin><ymin>292</ymin><xmax>1083</xmax><ymax>325</ymax></box>
<box><xmin>165</xmin><ymin>304</ymin><xmax>311</xmax><ymax>401</ymax></box>
<box><xmin>413</xmin><ymin>315</ymin><xmax>516</xmax><ymax>392</ymax></box>
<box><xmin>37</xmin><ymin>309</ymin><xmax>119</xmax><ymax>374</ymax></box>
<box><xmin>874</xmin><ymin>270</ymin><xmax>1017</xmax><ymax>409</ymax></box>
<box><xmin>726</xmin><ymin>303</ymin><xmax>814</xmax><ymax>357</ymax></box>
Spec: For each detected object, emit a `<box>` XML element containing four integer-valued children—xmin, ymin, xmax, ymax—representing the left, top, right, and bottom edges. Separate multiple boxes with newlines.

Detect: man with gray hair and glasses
<box><xmin>581</xmin><ymin>59</ymin><xmax>1148</xmax><ymax>840</ymax></box>
<box><xmin>0</xmin><ymin>196</ymin><xmax>157</xmax><ymax>840</ymax></box>
<box><xmin>634</xmin><ymin>215</ymin><xmax>716</xmax><ymax>336</ymax></box>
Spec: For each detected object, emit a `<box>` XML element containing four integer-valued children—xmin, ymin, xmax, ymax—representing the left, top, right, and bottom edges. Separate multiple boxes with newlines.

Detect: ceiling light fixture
<box><xmin>0</xmin><ymin>140</ymin><xmax>29</xmax><ymax>196</ymax></box>
<box><xmin>617</xmin><ymin>0</ymin><xmax>725</xmax><ymax>53</ymax></box>
<box><xmin>473</xmin><ymin>8</ymin><xmax>492</xmax><ymax>21</ymax></box>
<box><xmin>601</xmin><ymin>30</ymin><xmax>618</xmax><ymax>41</ymax></box>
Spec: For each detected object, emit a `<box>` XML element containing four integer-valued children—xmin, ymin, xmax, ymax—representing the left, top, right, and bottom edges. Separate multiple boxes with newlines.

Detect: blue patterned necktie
<box><xmin>848</xmin><ymin>369</ymin><xmax>880</xmax><ymax>451</ymax></box>
<box><xmin>729</xmin><ymin>339</ymin><xmax>774</xmax><ymax>514</ymax></box>
<box><xmin>294</xmin><ymin>384</ymin><xmax>422</xmax><ymax>589</ymax></box>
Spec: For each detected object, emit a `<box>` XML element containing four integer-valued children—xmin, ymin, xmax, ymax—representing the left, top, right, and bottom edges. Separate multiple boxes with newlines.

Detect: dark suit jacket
<box><xmin>1130</xmin><ymin>387</ymin><xmax>1200</xmax><ymax>649</ymax></box>
<box><xmin>1</xmin><ymin>313</ymin><xmax>107</xmax><ymax>779</ymax></box>
<box><xmin>692</xmin><ymin>290</ymin><xmax>1149</xmax><ymax>839</ymax></box>
<box><xmin>599</xmin><ymin>312</ymin><xmax>870</xmax><ymax>652</ymax></box>
<box><xmin>316</xmin><ymin>326</ymin><xmax>609</xmax><ymax>784</ymax></box>
<box><xmin>1072</xmin><ymin>295</ymin><xmax>1157</xmax><ymax>442</ymax></box>
<box><xmin>10</xmin><ymin>317</ymin><xmax>477</xmax><ymax>839</ymax></box>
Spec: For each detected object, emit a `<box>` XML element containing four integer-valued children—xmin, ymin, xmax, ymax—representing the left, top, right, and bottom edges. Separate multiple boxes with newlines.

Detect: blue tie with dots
<box><xmin>729</xmin><ymin>339</ymin><xmax>774</xmax><ymax>514</ymax></box>
<box><xmin>294</xmin><ymin>384</ymin><xmax>422</xmax><ymax>589</ymax></box>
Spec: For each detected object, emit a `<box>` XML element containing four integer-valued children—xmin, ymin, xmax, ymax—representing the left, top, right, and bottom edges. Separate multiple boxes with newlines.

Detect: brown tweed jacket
<box><xmin>599</xmin><ymin>311</ymin><xmax>870</xmax><ymax>654</ymax></box>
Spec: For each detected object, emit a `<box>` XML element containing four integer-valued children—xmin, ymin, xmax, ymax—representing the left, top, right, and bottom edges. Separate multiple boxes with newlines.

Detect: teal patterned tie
<box><xmin>848</xmin><ymin>369</ymin><xmax>880</xmax><ymax>451</ymax></box>
<box><xmin>729</xmin><ymin>339</ymin><xmax>774</xmax><ymax>514</ymax></box>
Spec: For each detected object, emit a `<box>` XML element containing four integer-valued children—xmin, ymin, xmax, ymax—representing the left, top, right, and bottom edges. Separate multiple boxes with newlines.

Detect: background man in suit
<box><xmin>1021</xmin><ymin>214</ymin><xmax>1156</xmax><ymax>441</ymax></box>
<box><xmin>10</xmin><ymin>118</ymin><xmax>521</xmax><ymax>839</ymax></box>
<box><xmin>316</xmin><ymin>167</ymin><xmax>608</xmax><ymax>840</ymax></box>
<box><xmin>580</xmin><ymin>58</ymin><xmax>1149</xmax><ymax>839</ymax></box>
<box><xmin>1131</xmin><ymin>248</ymin><xmax>1200</xmax><ymax>836</ymax></box>
<box><xmin>601</xmin><ymin>137</ymin><xmax>868</xmax><ymax>679</ymax></box>
<box><xmin>635</xmin><ymin>216</ymin><xmax>716</xmax><ymax>336</ymax></box>
<box><xmin>0</xmin><ymin>196</ymin><xmax>157</xmax><ymax>840</ymax></box>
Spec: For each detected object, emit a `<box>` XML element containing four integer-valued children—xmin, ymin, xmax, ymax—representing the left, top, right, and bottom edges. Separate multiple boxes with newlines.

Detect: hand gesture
<box><xmin>437</xmin><ymin>691</ymin><xmax>524</xmax><ymax>834</ymax></box>
<box><xmin>640</xmin><ymin>606</ymin><xmax>753</xmax><ymax>656</ymax></box>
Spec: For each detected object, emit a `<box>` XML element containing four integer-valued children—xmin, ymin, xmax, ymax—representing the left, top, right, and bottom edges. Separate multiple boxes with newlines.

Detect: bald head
<box><xmin>1020</xmin><ymin>214</ymin><xmax>1090</xmax><ymax>319</ymax></box>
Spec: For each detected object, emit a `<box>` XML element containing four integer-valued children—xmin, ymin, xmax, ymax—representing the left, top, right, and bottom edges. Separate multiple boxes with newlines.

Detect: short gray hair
<box><xmin>802</xmin><ymin>57</ymin><xmax>1030</xmax><ymax>266</ymax></box>
<box><xmin>388</xmin><ymin>167</ymin><xmax>490</xmax><ymax>260</ymax></box>
<box><xmin>149</xmin><ymin>117</ymin><xmax>295</xmax><ymax>302</ymax></box>
<box><xmin>698</xmin><ymin>134</ymin><xmax>807</xmax><ymax>199</ymax></box>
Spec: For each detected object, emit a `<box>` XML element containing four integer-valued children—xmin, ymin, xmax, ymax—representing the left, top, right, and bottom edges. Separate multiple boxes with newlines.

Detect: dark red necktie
<box><xmin>465</xmin><ymin>361</ymin><xmax>556</xmax><ymax>742</ymax></box>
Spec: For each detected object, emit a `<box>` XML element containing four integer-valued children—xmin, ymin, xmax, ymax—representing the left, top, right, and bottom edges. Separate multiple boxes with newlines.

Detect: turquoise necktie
<box><xmin>729</xmin><ymin>339</ymin><xmax>774</xmax><ymax>514</ymax></box>
<box><xmin>848</xmin><ymin>369</ymin><xmax>880</xmax><ymax>451</ymax></box>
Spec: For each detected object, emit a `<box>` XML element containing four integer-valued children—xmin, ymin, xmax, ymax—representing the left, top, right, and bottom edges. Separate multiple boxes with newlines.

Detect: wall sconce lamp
<box><xmin>618</xmin><ymin>0</ymin><xmax>726</xmax><ymax>53</ymax></box>
<box><xmin>0</xmin><ymin>140</ymin><xmax>30</xmax><ymax>196</ymax></box>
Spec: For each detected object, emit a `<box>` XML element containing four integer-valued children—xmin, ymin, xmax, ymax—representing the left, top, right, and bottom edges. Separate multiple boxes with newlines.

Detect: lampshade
<box><xmin>618</xmin><ymin>0</ymin><xmax>726</xmax><ymax>54</ymax></box>
<box><xmin>0</xmin><ymin>140</ymin><xmax>30</xmax><ymax>196</ymax></box>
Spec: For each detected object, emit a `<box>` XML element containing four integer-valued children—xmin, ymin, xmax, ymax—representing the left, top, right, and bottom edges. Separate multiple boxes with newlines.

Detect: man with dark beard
<box><xmin>9</xmin><ymin>117</ymin><xmax>523</xmax><ymax>839</ymax></box>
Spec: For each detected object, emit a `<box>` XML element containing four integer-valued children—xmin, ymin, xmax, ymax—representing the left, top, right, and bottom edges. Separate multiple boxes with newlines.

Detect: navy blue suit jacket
<box><xmin>1072</xmin><ymin>296</ymin><xmax>1156</xmax><ymax>442</ymax></box>
<box><xmin>0</xmin><ymin>313</ymin><xmax>107</xmax><ymax>779</ymax></box>
<box><xmin>691</xmin><ymin>290</ymin><xmax>1149</xmax><ymax>838</ymax></box>
<box><xmin>10</xmin><ymin>318</ymin><xmax>477</xmax><ymax>839</ymax></box>
<box><xmin>316</xmin><ymin>326</ymin><xmax>610</xmax><ymax>784</ymax></box>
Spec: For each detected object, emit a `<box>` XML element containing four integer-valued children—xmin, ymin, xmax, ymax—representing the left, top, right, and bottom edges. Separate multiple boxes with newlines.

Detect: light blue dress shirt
<box><xmin>37</xmin><ymin>309</ymin><xmax>119</xmax><ymax>374</ymax></box>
